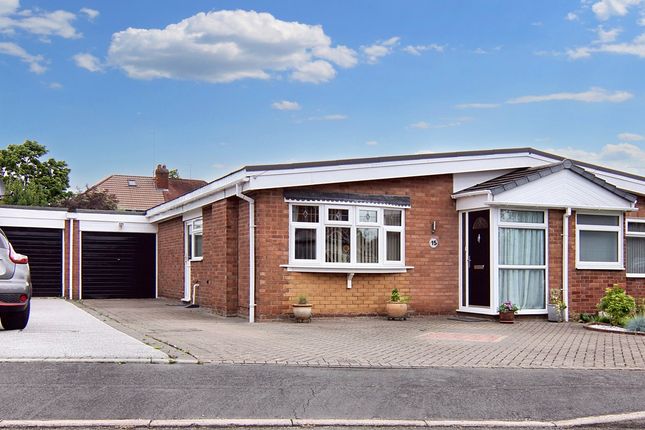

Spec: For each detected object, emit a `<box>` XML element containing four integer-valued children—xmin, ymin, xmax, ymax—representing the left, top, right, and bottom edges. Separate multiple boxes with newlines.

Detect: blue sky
<box><xmin>1</xmin><ymin>0</ymin><xmax>644</xmax><ymax>188</ymax></box>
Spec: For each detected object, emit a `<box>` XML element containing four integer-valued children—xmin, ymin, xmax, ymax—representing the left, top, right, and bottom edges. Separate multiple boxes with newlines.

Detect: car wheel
<box><xmin>1</xmin><ymin>302</ymin><xmax>30</xmax><ymax>330</ymax></box>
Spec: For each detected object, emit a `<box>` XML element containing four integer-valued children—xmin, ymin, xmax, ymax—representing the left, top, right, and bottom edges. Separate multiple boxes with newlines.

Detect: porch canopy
<box><xmin>453</xmin><ymin>160</ymin><xmax>637</xmax><ymax>212</ymax></box>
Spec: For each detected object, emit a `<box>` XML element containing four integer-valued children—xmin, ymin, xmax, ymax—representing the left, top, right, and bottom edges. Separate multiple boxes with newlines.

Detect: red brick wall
<box><xmin>237</xmin><ymin>200</ymin><xmax>250</xmax><ymax>317</ymax></box>
<box><xmin>251</xmin><ymin>175</ymin><xmax>459</xmax><ymax>319</ymax></box>
<box><xmin>548</xmin><ymin>210</ymin><xmax>564</xmax><ymax>298</ymax></box>
<box><xmin>157</xmin><ymin>216</ymin><xmax>184</xmax><ymax>300</ymax></box>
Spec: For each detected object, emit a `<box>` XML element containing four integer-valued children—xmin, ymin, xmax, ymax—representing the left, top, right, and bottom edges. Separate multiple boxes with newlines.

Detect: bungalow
<box><xmin>1</xmin><ymin>147</ymin><xmax>643</xmax><ymax>322</ymax></box>
<box><xmin>146</xmin><ymin>147</ymin><xmax>645</xmax><ymax>322</ymax></box>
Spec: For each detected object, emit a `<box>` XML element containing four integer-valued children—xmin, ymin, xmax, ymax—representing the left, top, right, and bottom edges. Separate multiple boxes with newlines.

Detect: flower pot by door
<box><xmin>292</xmin><ymin>304</ymin><xmax>312</xmax><ymax>322</ymax></box>
<box><xmin>386</xmin><ymin>303</ymin><xmax>408</xmax><ymax>320</ymax></box>
<box><xmin>547</xmin><ymin>304</ymin><xmax>563</xmax><ymax>322</ymax></box>
<box><xmin>499</xmin><ymin>311</ymin><xmax>515</xmax><ymax>324</ymax></box>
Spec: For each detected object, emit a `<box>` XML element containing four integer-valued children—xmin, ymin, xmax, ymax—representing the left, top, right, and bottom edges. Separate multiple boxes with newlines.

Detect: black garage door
<box><xmin>1</xmin><ymin>226</ymin><xmax>63</xmax><ymax>297</ymax></box>
<box><xmin>81</xmin><ymin>232</ymin><xmax>156</xmax><ymax>299</ymax></box>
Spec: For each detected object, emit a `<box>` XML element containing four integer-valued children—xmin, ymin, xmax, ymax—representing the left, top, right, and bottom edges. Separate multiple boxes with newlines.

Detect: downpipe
<box><xmin>185</xmin><ymin>283</ymin><xmax>200</xmax><ymax>309</ymax></box>
<box><xmin>562</xmin><ymin>208</ymin><xmax>571</xmax><ymax>322</ymax></box>
<box><xmin>236</xmin><ymin>183</ymin><xmax>256</xmax><ymax>323</ymax></box>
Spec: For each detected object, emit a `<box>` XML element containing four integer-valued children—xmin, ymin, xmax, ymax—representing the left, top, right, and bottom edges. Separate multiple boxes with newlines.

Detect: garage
<box><xmin>81</xmin><ymin>232</ymin><xmax>156</xmax><ymax>299</ymax></box>
<box><xmin>1</xmin><ymin>226</ymin><xmax>64</xmax><ymax>297</ymax></box>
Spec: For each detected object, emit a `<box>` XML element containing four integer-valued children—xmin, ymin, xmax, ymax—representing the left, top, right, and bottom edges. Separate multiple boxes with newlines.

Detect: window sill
<box><xmin>575</xmin><ymin>263</ymin><xmax>624</xmax><ymax>271</ymax></box>
<box><xmin>280</xmin><ymin>264</ymin><xmax>413</xmax><ymax>274</ymax></box>
<box><xmin>190</xmin><ymin>257</ymin><xmax>203</xmax><ymax>262</ymax></box>
<box><xmin>627</xmin><ymin>273</ymin><xmax>645</xmax><ymax>278</ymax></box>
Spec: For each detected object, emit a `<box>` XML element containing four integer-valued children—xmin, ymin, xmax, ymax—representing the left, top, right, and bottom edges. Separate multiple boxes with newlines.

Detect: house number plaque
<box><xmin>429</xmin><ymin>237</ymin><xmax>439</xmax><ymax>248</ymax></box>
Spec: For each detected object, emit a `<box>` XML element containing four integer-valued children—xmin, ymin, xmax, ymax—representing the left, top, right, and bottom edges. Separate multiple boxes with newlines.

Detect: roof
<box><xmin>92</xmin><ymin>175</ymin><xmax>207</xmax><ymax>211</ymax></box>
<box><xmin>284</xmin><ymin>189</ymin><xmax>411</xmax><ymax>208</ymax></box>
<box><xmin>455</xmin><ymin>160</ymin><xmax>638</xmax><ymax>203</ymax></box>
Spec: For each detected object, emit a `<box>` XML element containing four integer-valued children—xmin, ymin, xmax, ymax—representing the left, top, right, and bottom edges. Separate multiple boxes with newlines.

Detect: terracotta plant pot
<box><xmin>498</xmin><ymin>311</ymin><xmax>515</xmax><ymax>324</ymax></box>
<box><xmin>292</xmin><ymin>304</ymin><xmax>312</xmax><ymax>322</ymax></box>
<box><xmin>386</xmin><ymin>302</ymin><xmax>408</xmax><ymax>320</ymax></box>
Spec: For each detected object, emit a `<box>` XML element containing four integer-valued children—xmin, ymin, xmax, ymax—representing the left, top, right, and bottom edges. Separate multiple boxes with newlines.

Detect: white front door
<box><xmin>183</xmin><ymin>218</ymin><xmax>203</xmax><ymax>302</ymax></box>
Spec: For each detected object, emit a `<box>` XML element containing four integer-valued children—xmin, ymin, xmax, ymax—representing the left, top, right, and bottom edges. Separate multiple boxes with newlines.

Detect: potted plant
<box><xmin>548</xmin><ymin>289</ymin><xmax>567</xmax><ymax>322</ymax></box>
<box><xmin>386</xmin><ymin>288</ymin><xmax>410</xmax><ymax>320</ymax></box>
<box><xmin>292</xmin><ymin>294</ymin><xmax>313</xmax><ymax>323</ymax></box>
<box><xmin>498</xmin><ymin>301</ymin><xmax>519</xmax><ymax>324</ymax></box>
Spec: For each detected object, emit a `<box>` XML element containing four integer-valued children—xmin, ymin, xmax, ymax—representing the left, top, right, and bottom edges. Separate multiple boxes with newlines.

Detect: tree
<box><xmin>0</xmin><ymin>140</ymin><xmax>70</xmax><ymax>206</ymax></box>
<box><xmin>57</xmin><ymin>187</ymin><xmax>119</xmax><ymax>211</ymax></box>
<box><xmin>168</xmin><ymin>168</ymin><xmax>180</xmax><ymax>179</ymax></box>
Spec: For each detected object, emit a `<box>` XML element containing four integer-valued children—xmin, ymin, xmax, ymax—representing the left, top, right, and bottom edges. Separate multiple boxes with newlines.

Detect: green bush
<box><xmin>597</xmin><ymin>285</ymin><xmax>635</xmax><ymax>326</ymax></box>
<box><xmin>579</xmin><ymin>313</ymin><xmax>593</xmax><ymax>323</ymax></box>
<box><xmin>626</xmin><ymin>316</ymin><xmax>645</xmax><ymax>332</ymax></box>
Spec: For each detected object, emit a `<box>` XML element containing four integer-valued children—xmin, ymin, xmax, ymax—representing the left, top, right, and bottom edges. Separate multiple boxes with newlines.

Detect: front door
<box><xmin>467</xmin><ymin>210</ymin><xmax>490</xmax><ymax>307</ymax></box>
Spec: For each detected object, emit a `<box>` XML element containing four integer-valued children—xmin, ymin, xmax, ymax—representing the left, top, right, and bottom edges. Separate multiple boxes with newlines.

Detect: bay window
<box><xmin>498</xmin><ymin>209</ymin><xmax>547</xmax><ymax>310</ymax></box>
<box><xmin>576</xmin><ymin>213</ymin><xmax>623</xmax><ymax>270</ymax></box>
<box><xmin>627</xmin><ymin>219</ymin><xmax>645</xmax><ymax>277</ymax></box>
<box><xmin>289</xmin><ymin>203</ymin><xmax>405</xmax><ymax>267</ymax></box>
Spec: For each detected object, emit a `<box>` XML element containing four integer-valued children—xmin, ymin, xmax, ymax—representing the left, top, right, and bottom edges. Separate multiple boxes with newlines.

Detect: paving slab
<box><xmin>82</xmin><ymin>298</ymin><xmax>645</xmax><ymax>369</ymax></box>
<box><xmin>0</xmin><ymin>298</ymin><xmax>168</xmax><ymax>361</ymax></box>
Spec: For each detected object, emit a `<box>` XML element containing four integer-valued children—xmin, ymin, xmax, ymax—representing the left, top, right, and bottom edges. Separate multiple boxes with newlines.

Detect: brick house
<box><xmin>2</xmin><ymin>147</ymin><xmax>643</xmax><ymax>321</ymax></box>
<box><xmin>145</xmin><ymin>148</ymin><xmax>645</xmax><ymax>322</ymax></box>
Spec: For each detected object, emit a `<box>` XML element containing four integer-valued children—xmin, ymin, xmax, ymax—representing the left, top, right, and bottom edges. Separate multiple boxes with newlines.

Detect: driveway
<box><xmin>0</xmin><ymin>298</ymin><xmax>168</xmax><ymax>362</ymax></box>
<box><xmin>82</xmin><ymin>298</ymin><xmax>645</xmax><ymax>369</ymax></box>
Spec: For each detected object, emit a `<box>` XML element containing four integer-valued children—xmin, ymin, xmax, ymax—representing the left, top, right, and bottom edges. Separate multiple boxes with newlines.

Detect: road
<box><xmin>1</xmin><ymin>363</ymin><xmax>645</xmax><ymax>425</ymax></box>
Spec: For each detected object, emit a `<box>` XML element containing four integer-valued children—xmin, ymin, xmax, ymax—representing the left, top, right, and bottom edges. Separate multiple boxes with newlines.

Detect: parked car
<box><xmin>0</xmin><ymin>228</ymin><xmax>31</xmax><ymax>330</ymax></box>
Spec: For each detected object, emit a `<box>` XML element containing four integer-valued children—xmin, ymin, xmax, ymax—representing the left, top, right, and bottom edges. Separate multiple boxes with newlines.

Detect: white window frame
<box><xmin>575</xmin><ymin>212</ymin><xmax>623</xmax><ymax>270</ymax></box>
<box><xmin>287</xmin><ymin>203</ymin><xmax>406</xmax><ymax>270</ymax></box>
<box><xmin>185</xmin><ymin>217</ymin><xmax>203</xmax><ymax>262</ymax></box>
<box><xmin>497</xmin><ymin>209</ymin><xmax>549</xmax><ymax>314</ymax></box>
<box><xmin>626</xmin><ymin>218</ymin><xmax>645</xmax><ymax>278</ymax></box>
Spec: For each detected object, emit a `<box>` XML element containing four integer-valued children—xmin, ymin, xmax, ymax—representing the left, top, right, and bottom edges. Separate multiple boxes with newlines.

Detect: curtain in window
<box><xmin>386</xmin><ymin>231</ymin><xmax>401</xmax><ymax>261</ymax></box>
<box><xmin>357</xmin><ymin>228</ymin><xmax>379</xmax><ymax>263</ymax></box>
<box><xmin>326</xmin><ymin>227</ymin><xmax>350</xmax><ymax>263</ymax></box>
<box><xmin>499</xmin><ymin>227</ymin><xmax>545</xmax><ymax>309</ymax></box>
<box><xmin>628</xmin><ymin>237</ymin><xmax>645</xmax><ymax>274</ymax></box>
<box><xmin>294</xmin><ymin>229</ymin><xmax>316</xmax><ymax>260</ymax></box>
<box><xmin>499</xmin><ymin>269</ymin><xmax>545</xmax><ymax>309</ymax></box>
<box><xmin>500</xmin><ymin>210</ymin><xmax>544</xmax><ymax>223</ymax></box>
<box><xmin>499</xmin><ymin>228</ymin><xmax>544</xmax><ymax>265</ymax></box>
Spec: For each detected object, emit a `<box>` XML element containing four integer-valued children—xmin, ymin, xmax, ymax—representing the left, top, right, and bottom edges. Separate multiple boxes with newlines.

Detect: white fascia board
<box><xmin>455</xmin><ymin>192</ymin><xmax>491</xmax><ymax>212</ymax></box>
<box><xmin>182</xmin><ymin>208</ymin><xmax>203</xmax><ymax>222</ymax></box>
<box><xmin>0</xmin><ymin>207</ymin><xmax>67</xmax><ymax>229</ymax></box>
<box><xmin>582</xmin><ymin>167</ymin><xmax>645</xmax><ymax>196</ymax></box>
<box><xmin>487</xmin><ymin>201</ymin><xmax>637</xmax><ymax>212</ymax></box>
<box><xmin>247</xmin><ymin>153</ymin><xmax>556</xmax><ymax>191</ymax></box>
<box><xmin>146</xmin><ymin>171</ymin><xmax>248</xmax><ymax>223</ymax></box>
<box><xmin>79</xmin><ymin>220</ymin><xmax>157</xmax><ymax>233</ymax></box>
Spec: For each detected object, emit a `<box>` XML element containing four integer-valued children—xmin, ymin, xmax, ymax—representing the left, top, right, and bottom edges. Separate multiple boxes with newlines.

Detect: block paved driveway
<box><xmin>81</xmin><ymin>298</ymin><xmax>645</xmax><ymax>369</ymax></box>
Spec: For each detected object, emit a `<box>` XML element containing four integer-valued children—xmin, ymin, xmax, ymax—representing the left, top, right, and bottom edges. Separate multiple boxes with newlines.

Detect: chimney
<box><xmin>155</xmin><ymin>164</ymin><xmax>169</xmax><ymax>190</ymax></box>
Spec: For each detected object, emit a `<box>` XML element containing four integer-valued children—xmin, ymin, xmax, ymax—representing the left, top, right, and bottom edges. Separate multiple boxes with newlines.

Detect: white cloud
<box><xmin>107</xmin><ymin>10</ymin><xmax>357</xmax><ymax>84</ymax></box>
<box><xmin>409</xmin><ymin>118</ymin><xmax>470</xmax><ymax>130</ymax></box>
<box><xmin>507</xmin><ymin>87</ymin><xmax>633</xmax><ymax>104</ymax></box>
<box><xmin>618</xmin><ymin>132</ymin><xmax>644</xmax><ymax>141</ymax></box>
<box><xmin>0</xmin><ymin>0</ymin><xmax>19</xmax><ymax>16</ymax></box>
<box><xmin>568</xmin><ymin>32</ymin><xmax>645</xmax><ymax>59</ymax></box>
<box><xmin>48</xmin><ymin>81</ymin><xmax>62</xmax><ymax>89</ymax></box>
<box><xmin>548</xmin><ymin>143</ymin><xmax>645</xmax><ymax>175</ymax></box>
<box><xmin>402</xmin><ymin>44</ymin><xmax>444</xmax><ymax>55</ymax></box>
<box><xmin>271</xmin><ymin>100</ymin><xmax>300</xmax><ymax>111</ymax></box>
<box><xmin>591</xmin><ymin>0</ymin><xmax>642</xmax><ymax>21</ymax></box>
<box><xmin>307</xmin><ymin>114</ymin><xmax>348</xmax><ymax>121</ymax></box>
<box><xmin>0</xmin><ymin>41</ymin><xmax>46</xmax><ymax>73</ymax></box>
<box><xmin>473</xmin><ymin>47</ymin><xmax>487</xmax><ymax>55</ymax></box>
<box><xmin>73</xmin><ymin>52</ymin><xmax>102</xmax><ymax>72</ymax></box>
<box><xmin>455</xmin><ymin>103</ymin><xmax>500</xmax><ymax>109</ymax></box>
<box><xmin>362</xmin><ymin>36</ymin><xmax>400</xmax><ymax>64</ymax></box>
<box><xmin>567</xmin><ymin>46</ymin><xmax>593</xmax><ymax>58</ymax></box>
<box><xmin>409</xmin><ymin>121</ymin><xmax>429</xmax><ymax>129</ymax></box>
<box><xmin>80</xmin><ymin>7</ymin><xmax>99</xmax><ymax>21</ymax></box>
<box><xmin>566</xmin><ymin>12</ymin><xmax>579</xmax><ymax>21</ymax></box>
<box><xmin>594</xmin><ymin>26</ymin><xmax>622</xmax><ymax>43</ymax></box>
<box><xmin>0</xmin><ymin>8</ymin><xmax>79</xmax><ymax>39</ymax></box>
<box><xmin>365</xmin><ymin>140</ymin><xmax>378</xmax><ymax>146</ymax></box>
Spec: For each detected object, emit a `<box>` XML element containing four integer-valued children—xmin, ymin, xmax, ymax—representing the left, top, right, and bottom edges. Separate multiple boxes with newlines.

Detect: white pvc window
<box><xmin>576</xmin><ymin>213</ymin><xmax>623</xmax><ymax>270</ymax></box>
<box><xmin>289</xmin><ymin>203</ymin><xmax>405</xmax><ymax>267</ymax></box>
<box><xmin>627</xmin><ymin>219</ymin><xmax>645</xmax><ymax>277</ymax></box>
<box><xmin>498</xmin><ymin>209</ymin><xmax>547</xmax><ymax>310</ymax></box>
<box><xmin>186</xmin><ymin>217</ymin><xmax>203</xmax><ymax>261</ymax></box>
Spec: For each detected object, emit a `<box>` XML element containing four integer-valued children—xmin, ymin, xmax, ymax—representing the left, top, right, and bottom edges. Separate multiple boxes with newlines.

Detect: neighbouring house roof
<box><xmin>454</xmin><ymin>160</ymin><xmax>638</xmax><ymax>203</ymax></box>
<box><xmin>91</xmin><ymin>174</ymin><xmax>207</xmax><ymax>211</ymax></box>
<box><xmin>283</xmin><ymin>189</ymin><xmax>411</xmax><ymax>208</ymax></box>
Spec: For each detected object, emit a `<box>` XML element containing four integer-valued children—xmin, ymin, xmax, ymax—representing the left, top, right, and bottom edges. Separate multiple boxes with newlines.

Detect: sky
<box><xmin>1</xmin><ymin>0</ymin><xmax>644</xmax><ymax>188</ymax></box>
